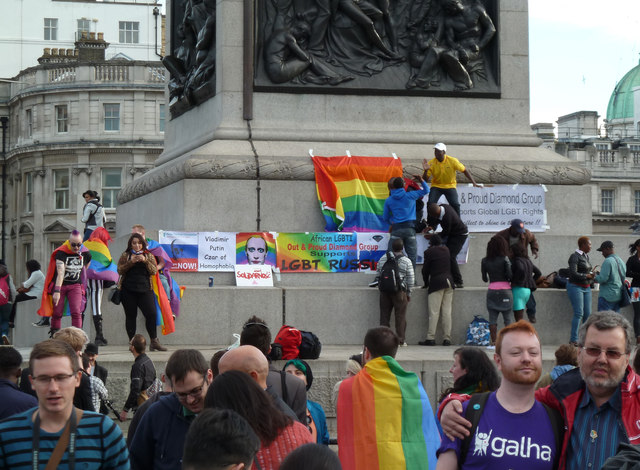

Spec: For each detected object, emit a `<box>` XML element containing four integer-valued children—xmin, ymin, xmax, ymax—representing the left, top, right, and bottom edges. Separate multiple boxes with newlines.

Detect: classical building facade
<box><xmin>0</xmin><ymin>35</ymin><xmax>165</xmax><ymax>280</ymax></box>
<box><xmin>532</xmin><ymin>60</ymin><xmax>640</xmax><ymax>234</ymax></box>
<box><xmin>0</xmin><ymin>0</ymin><xmax>164</xmax><ymax>78</ymax></box>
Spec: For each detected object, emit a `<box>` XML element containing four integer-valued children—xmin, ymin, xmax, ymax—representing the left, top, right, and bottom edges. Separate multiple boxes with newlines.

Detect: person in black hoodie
<box><xmin>426</xmin><ymin>203</ymin><xmax>468</xmax><ymax>288</ymax></box>
<box><xmin>626</xmin><ymin>239</ymin><xmax>640</xmax><ymax>344</ymax></box>
<box><xmin>419</xmin><ymin>234</ymin><xmax>455</xmax><ymax>346</ymax></box>
<box><xmin>510</xmin><ymin>244</ymin><xmax>541</xmax><ymax>322</ymax></box>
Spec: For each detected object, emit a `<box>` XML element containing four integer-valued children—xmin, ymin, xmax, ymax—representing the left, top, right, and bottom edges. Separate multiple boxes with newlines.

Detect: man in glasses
<box><xmin>129</xmin><ymin>349</ymin><xmax>213</xmax><ymax>470</ymax></box>
<box><xmin>440</xmin><ymin>311</ymin><xmax>640</xmax><ymax>470</ymax></box>
<box><xmin>38</xmin><ymin>230</ymin><xmax>91</xmax><ymax>337</ymax></box>
<box><xmin>0</xmin><ymin>339</ymin><xmax>129</xmax><ymax>468</ymax></box>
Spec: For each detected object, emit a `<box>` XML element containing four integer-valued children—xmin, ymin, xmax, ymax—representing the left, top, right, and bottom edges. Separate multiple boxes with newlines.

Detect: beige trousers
<box><xmin>426</xmin><ymin>286</ymin><xmax>454</xmax><ymax>341</ymax></box>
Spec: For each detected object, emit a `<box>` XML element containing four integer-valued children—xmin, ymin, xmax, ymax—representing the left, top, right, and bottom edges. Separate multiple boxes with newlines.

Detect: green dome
<box><xmin>606</xmin><ymin>60</ymin><xmax>640</xmax><ymax>121</ymax></box>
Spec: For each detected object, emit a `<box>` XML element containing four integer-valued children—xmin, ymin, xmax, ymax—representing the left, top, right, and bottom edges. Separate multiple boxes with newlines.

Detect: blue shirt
<box><xmin>0</xmin><ymin>379</ymin><xmax>38</xmax><ymax>421</ymax></box>
<box><xmin>566</xmin><ymin>387</ymin><xmax>627</xmax><ymax>470</ymax></box>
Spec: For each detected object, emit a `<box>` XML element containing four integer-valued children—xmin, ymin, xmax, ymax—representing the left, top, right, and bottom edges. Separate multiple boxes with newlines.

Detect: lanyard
<box><xmin>32</xmin><ymin>407</ymin><xmax>78</xmax><ymax>470</ymax></box>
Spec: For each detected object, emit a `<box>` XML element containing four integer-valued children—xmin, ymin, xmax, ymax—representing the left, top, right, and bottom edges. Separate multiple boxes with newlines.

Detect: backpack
<box><xmin>460</xmin><ymin>392</ymin><xmax>564</xmax><ymax>469</ymax></box>
<box><xmin>0</xmin><ymin>275</ymin><xmax>11</xmax><ymax>306</ymax></box>
<box><xmin>465</xmin><ymin>315</ymin><xmax>490</xmax><ymax>346</ymax></box>
<box><xmin>298</xmin><ymin>330</ymin><xmax>322</xmax><ymax>359</ymax></box>
<box><xmin>274</xmin><ymin>325</ymin><xmax>302</xmax><ymax>360</ymax></box>
<box><xmin>378</xmin><ymin>252</ymin><xmax>404</xmax><ymax>293</ymax></box>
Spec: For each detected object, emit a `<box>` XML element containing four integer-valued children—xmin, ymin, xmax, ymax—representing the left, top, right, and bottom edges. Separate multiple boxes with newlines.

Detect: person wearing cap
<box><xmin>423</xmin><ymin>143</ymin><xmax>480</xmax><ymax>215</ymax></box>
<box><xmin>594</xmin><ymin>241</ymin><xmax>627</xmax><ymax>313</ymax></box>
<box><xmin>283</xmin><ymin>359</ymin><xmax>330</xmax><ymax>445</ymax></box>
<box><xmin>495</xmin><ymin>219</ymin><xmax>539</xmax><ymax>322</ymax></box>
<box><xmin>85</xmin><ymin>342</ymin><xmax>108</xmax><ymax>385</ymax></box>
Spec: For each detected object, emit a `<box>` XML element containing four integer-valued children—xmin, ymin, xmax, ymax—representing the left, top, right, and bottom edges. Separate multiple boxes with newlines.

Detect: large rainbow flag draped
<box><xmin>38</xmin><ymin>242</ymin><xmax>89</xmax><ymax>318</ymax></box>
<box><xmin>312</xmin><ymin>155</ymin><xmax>403</xmax><ymax>232</ymax></box>
<box><xmin>337</xmin><ymin>356</ymin><xmax>440</xmax><ymax>470</ymax></box>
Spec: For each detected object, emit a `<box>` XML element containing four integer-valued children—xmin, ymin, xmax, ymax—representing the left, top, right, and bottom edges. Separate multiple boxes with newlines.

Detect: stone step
<box><xmin>11</xmin><ymin>287</ymin><xmax>630</xmax><ymax>349</ymax></box>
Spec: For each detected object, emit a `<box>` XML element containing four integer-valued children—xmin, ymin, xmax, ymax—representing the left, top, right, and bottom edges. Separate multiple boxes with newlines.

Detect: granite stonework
<box><xmin>113</xmin><ymin>0</ymin><xmax>598</xmax><ymax>357</ymax></box>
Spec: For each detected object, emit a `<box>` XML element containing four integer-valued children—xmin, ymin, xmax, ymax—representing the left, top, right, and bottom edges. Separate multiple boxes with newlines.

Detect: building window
<box><xmin>104</xmin><ymin>104</ymin><xmax>120</xmax><ymax>131</ymax></box>
<box><xmin>601</xmin><ymin>189</ymin><xmax>614</xmax><ymax>213</ymax></box>
<box><xmin>159</xmin><ymin>104</ymin><xmax>165</xmax><ymax>133</ymax></box>
<box><xmin>635</xmin><ymin>190</ymin><xmax>640</xmax><ymax>214</ymax></box>
<box><xmin>55</xmin><ymin>105</ymin><xmax>68</xmax><ymax>133</ymax></box>
<box><xmin>24</xmin><ymin>244</ymin><xmax>32</xmax><ymax>264</ymax></box>
<box><xmin>24</xmin><ymin>172</ymin><xmax>33</xmax><ymax>213</ymax></box>
<box><xmin>77</xmin><ymin>18</ymin><xmax>91</xmax><ymax>38</ymax></box>
<box><xmin>119</xmin><ymin>21</ymin><xmax>139</xmax><ymax>43</ymax></box>
<box><xmin>26</xmin><ymin>109</ymin><xmax>33</xmax><ymax>138</ymax></box>
<box><xmin>53</xmin><ymin>169</ymin><xmax>70</xmax><ymax>209</ymax></box>
<box><xmin>44</xmin><ymin>18</ymin><xmax>58</xmax><ymax>40</ymax></box>
<box><xmin>102</xmin><ymin>168</ymin><xmax>122</xmax><ymax>208</ymax></box>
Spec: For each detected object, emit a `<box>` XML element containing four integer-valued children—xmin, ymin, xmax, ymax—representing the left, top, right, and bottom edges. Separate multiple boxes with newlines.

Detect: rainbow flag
<box><xmin>152</xmin><ymin>271</ymin><xmax>175</xmax><ymax>336</ymax></box>
<box><xmin>38</xmin><ymin>241</ymin><xmax>88</xmax><ymax>318</ymax></box>
<box><xmin>337</xmin><ymin>356</ymin><xmax>439</xmax><ymax>470</ymax></box>
<box><xmin>312</xmin><ymin>155</ymin><xmax>403</xmax><ymax>232</ymax></box>
<box><xmin>84</xmin><ymin>239</ymin><xmax>118</xmax><ymax>283</ymax></box>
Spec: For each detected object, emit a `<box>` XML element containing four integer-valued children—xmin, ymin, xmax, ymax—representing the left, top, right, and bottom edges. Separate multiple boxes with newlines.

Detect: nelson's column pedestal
<box><xmin>114</xmin><ymin>0</ymin><xmax>592</xmax><ymax>350</ymax></box>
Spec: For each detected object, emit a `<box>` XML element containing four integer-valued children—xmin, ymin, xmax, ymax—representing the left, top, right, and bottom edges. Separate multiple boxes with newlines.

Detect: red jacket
<box><xmin>535</xmin><ymin>366</ymin><xmax>640</xmax><ymax>469</ymax></box>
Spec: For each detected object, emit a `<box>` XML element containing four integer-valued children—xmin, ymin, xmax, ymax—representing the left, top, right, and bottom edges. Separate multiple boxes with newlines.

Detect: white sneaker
<box><xmin>401</xmin><ymin>342</ymin><xmax>408</xmax><ymax>347</ymax></box>
<box><xmin>485</xmin><ymin>345</ymin><xmax>496</xmax><ymax>350</ymax></box>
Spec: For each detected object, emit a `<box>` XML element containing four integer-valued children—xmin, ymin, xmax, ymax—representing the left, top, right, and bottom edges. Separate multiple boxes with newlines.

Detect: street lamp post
<box><xmin>0</xmin><ymin>116</ymin><xmax>8</xmax><ymax>263</ymax></box>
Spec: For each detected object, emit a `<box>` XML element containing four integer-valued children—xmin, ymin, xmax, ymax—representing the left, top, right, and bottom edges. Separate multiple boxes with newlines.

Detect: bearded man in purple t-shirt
<box><xmin>436</xmin><ymin>320</ymin><xmax>560</xmax><ymax>470</ymax></box>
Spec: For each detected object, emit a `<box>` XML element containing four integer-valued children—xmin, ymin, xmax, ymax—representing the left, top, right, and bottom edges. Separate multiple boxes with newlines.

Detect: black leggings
<box><xmin>9</xmin><ymin>292</ymin><xmax>38</xmax><ymax>324</ymax></box>
<box><xmin>121</xmin><ymin>288</ymin><xmax>157</xmax><ymax>341</ymax></box>
<box><xmin>633</xmin><ymin>302</ymin><xmax>640</xmax><ymax>339</ymax></box>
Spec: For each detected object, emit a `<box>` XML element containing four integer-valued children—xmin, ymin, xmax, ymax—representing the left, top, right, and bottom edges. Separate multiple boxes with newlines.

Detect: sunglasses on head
<box><xmin>70</xmin><ymin>243</ymin><xmax>82</xmax><ymax>248</ymax></box>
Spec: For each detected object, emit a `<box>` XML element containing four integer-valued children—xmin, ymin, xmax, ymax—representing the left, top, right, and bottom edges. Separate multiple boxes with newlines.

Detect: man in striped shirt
<box><xmin>0</xmin><ymin>339</ymin><xmax>129</xmax><ymax>469</ymax></box>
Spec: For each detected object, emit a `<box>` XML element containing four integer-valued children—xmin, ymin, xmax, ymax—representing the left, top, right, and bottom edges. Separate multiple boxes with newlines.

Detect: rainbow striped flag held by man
<box><xmin>337</xmin><ymin>356</ymin><xmax>440</xmax><ymax>470</ymax></box>
<box><xmin>312</xmin><ymin>155</ymin><xmax>403</xmax><ymax>232</ymax></box>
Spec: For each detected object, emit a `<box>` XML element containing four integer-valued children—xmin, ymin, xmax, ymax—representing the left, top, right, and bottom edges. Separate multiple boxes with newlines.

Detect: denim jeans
<box><xmin>389</xmin><ymin>227</ymin><xmax>417</xmax><ymax>269</ymax></box>
<box><xmin>428</xmin><ymin>187</ymin><xmax>460</xmax><ymax>215</ymax></box>
<box><xmin>598</xmin><ymin>296</ymin><xmax>620</xmax><ymax>313</ymax></box>
<box><xmin>567</xmin><ymin>283</ymin><xmax>591</xmax><ymax>342</ymax></box>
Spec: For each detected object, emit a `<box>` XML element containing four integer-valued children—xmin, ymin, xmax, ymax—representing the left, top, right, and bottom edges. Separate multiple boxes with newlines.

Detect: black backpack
<box><xmin>298</xmin><ymin>330</ymin><xmax>322</xmax><ymax>359</ymax></box>
<box><xmin>378</xmin><ymin>251</ymin><xmax>403</xmax><ymax>293</ymax></box>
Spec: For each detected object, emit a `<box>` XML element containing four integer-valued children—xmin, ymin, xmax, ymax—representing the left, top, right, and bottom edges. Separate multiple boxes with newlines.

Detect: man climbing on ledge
<box><xmin>383</xmin><ymin>170</ymin><xmax>429</xmax><ymax>270</ymax></box>
<box><xmin>423</xmin><ymin>142</ymin><xmax>480</xmax><ymax>215</ymax></box>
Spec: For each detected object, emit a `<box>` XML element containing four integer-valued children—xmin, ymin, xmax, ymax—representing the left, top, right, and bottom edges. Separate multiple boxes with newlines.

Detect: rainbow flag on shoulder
<box><xmin>312</xmin><ymin>155</ymin><xmax>403</xmax><ymax>232</ymax></box>
<box><xmin>337</xmin><ymin>356</ymin><xmax>439</xmax><ymax>470</ymax></box>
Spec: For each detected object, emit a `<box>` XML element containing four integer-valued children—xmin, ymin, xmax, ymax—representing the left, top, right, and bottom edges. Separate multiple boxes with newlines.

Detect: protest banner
<box><xmin>456</xmin><ymin>184</ymin><xmax>546</xmax><ymax>232</ymax></box>
<box><xmin>235</xmin><ymin>265</ymin><xmax>274</xmax><ymax>287</ymax></box>
<box><xmin>159</xmin><ymin>231</ymin><xmax>199</xmax><ymax>272</ymax></box>
<box><xmin>276</xmin><ymin>232</ymin><xmax>358</xmax><ymax>272</ymax></box>
<box><xmin>235</xmin><ymin>232</ymin><xmax>277</xmax><ymax>266</ymax></box>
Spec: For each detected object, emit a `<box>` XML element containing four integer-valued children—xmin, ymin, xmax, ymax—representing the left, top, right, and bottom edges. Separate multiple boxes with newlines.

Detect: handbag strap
<box><xmin>43</xmin><ymin>408</ymin><xmax>84</xmax><ymax>470</ymax></box>
<box><xmin>615</xmin><ymin>258</ymin><xmax>627</xmax><ymax>286</ymax></box>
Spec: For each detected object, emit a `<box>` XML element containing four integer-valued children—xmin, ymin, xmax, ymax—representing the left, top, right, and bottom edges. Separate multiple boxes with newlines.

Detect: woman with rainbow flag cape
<box><xmin>117</xmin><ymin>233</ymin><xmax>174</xmax><ymax>351</ymax></box>
<box><xmin>84</xmin><ymin>227</ymin><xmax>119</xmax><ymax>346</ymax></box>
<box><xmin>337</xmin><ymin>327</ymin><xmax>440</xmax><ymax>470</ymax></box>
<box><xmin>37</xmin><ymin>230</ymin><xmax>91</xmax><ymax>337</ymax></box>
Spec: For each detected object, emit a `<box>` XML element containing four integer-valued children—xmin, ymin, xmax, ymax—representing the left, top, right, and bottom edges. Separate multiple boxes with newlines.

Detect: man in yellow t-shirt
<box><xmin>423</xmin><ymin>142</ymin><xmax>479</xmax><ymax>215</ymax></box>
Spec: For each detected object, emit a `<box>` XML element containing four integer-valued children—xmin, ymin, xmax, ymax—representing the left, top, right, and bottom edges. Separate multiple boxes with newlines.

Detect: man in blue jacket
<box><xmin>382</xmin><ymin>172</ymin><xmax>429</xmax><ymax>269</ymax></box>
<box><xmin>129</xmin><ymin>349</ymin><xmax>213</xmax><ymax>470</ymax></box>
<box><xmin>0</xmin><ymin>346</ymin><xmax>37</xmax><ymax>420</ymax></box>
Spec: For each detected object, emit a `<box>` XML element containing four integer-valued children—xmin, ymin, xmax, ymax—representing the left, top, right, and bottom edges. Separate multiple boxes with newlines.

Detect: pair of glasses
<box><xmin>70</xmin><ymin>243</ymin><xmax>82</xmax><ymax>248</ymax></box>
<box><xmin>32</xmin><ymin>373</ymin><xmax>76</xmax><ymax>385</ymax></box>
<box><xmin>176</xmin><ymin>380</ymin><xmax>206</xmax><ymax>400</ymax></box>
<box><xmin>582</xmin><ymin>346</ymin><xmax>627</xmax><ymax>360</ymax></box>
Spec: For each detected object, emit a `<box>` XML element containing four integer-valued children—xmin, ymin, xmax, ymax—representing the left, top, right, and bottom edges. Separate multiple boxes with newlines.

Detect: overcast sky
<box><xmin>528</xmin><ymin>0</ymin><xmax>640</xmax><ymax>126</ymax></box>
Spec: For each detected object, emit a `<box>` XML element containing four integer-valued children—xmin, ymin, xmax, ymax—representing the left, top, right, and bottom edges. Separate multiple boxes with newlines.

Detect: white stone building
<box><xmin>532</xmin><ymin>60</ymin><xmax>640</xmax><ymax>234</ymax></box>
<box><xmin>0</xmin><ymin>0</ymin><xmax>164</xmax><ymax>78</ymax></box>
<box><xmin>0</xmin><ymin>34</ymin><xmax>165</xmax><ymax>280</ymax></box>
